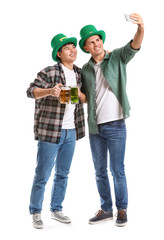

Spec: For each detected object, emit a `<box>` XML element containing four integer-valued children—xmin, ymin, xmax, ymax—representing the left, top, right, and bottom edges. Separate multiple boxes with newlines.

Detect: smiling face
<box><xmin>84</xmin><ymin>35</ymin><xmax>104</xmax><ymax>58</ymax></box>
<box><xmin>57</xmin><ymin>43</ymin><xmax>77</xmax><ymax>64</ymax></box>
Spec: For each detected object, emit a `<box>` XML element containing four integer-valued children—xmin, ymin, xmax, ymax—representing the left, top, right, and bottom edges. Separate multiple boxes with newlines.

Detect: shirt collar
<box><xmin>57</xmin><ymin>61</ymin><xmax>79</xmax><ymax>73</ymax></box>
<box><xmin>88</xmin><ymin>51</ymin><xmax>110</xmax><ymax>67</ymax></box>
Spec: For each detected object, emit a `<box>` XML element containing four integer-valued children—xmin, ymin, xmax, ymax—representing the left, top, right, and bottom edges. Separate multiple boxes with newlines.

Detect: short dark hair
<box><xmin>58</xmin><ymin>42</ymin><xmax>75</xmax><ymax>52</ymax></box>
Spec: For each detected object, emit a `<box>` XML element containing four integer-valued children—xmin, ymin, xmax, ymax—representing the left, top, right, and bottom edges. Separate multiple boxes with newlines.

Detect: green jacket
<box><xmin>81</xmin><ymin>41</ymin><xmax>140</xmax><ymax>134</ymax></box>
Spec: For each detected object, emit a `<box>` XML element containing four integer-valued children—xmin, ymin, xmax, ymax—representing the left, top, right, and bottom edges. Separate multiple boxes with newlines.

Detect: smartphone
<box><xmin>125</xmin><ymin>14</ymin><xmax>135</xmax><ymax>22</ymax></box>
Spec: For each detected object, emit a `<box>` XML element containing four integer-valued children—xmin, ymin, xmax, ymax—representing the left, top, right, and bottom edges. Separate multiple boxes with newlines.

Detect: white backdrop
<box><xmin>1</xmin><ymin>0</ymin><xmax>164</xmax><ymax>239</ymax></box>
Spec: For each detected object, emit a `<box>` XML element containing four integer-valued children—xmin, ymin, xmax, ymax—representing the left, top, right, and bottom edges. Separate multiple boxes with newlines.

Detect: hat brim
<box><xmin>52</xmin><ymin>37</ymin><xmax>77</xmax><ymax>62</ymax></box>
<box><xmin>79</xmin><ymin>30</ymin><xmax>106</xmax><ymax>53</ymax></box>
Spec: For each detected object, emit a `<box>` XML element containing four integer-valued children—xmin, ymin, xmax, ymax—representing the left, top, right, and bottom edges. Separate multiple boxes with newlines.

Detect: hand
<box><xmin>130</xmin><ymin>13</ymin><xmax>144</xmax><ymax>29</ymax></box>
<box><xmin>50</xmin><ymin>83</ymin><xmax>63</xmax><ymax>97</ymax></box>
<box><xmin>78</xmin><ymin>87</ymin><xmax>82</xmax><ymax>98</ymax></box>
<box><xmin>78</xmin><ymin>87</ymin><xmax>87</xmax><ymax>103</ymax></box>
<box><xmin>130</xmin><ymin>13</ymin><xmax>144</xmax><ymax>50</ymax></box>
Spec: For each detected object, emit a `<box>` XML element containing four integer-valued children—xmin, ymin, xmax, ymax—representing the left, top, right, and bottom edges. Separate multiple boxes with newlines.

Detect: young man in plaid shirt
<box><xmin>27</xmin><ymin>33</ymin><xmax>86</xmax><ymax>229</ymax></box>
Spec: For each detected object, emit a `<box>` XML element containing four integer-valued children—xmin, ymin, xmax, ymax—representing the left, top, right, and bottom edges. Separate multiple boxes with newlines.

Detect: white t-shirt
<box><xmin>61</xmin><ymin>64</ymin><xmax>76</xmax><ymax>129</ymax></box>
<box><xmin>94</xmin><ymin>61</ymin><xmax>123</xmax><ymax>124</ymax></box>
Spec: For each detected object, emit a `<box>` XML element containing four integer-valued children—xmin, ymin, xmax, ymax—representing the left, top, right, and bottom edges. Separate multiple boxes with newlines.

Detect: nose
<box><xmin>71</xmin><ymin>48</ymin><xmax>77</xmax><ymax>55</ymax></box>
<box><xmin>70</xmin><ymin>46</ymin><xmax>76</xmax><ymax>52</ymax></box>
<box><xmin>94</xmin><ymin>41</ymin><xmax>98</xmax><ymax>46</ymax></box>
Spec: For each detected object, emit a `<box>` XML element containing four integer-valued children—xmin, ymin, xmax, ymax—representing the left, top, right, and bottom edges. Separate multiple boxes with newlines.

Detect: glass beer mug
<box><xmin>60</xmin><ymin>86</ymin><xmax>71</xmax><ymax>104</ymax></box>
<box><xmin>71</xmin><ymin>86</ymin><xmax>79</xmax><ymax>104</ymax></box>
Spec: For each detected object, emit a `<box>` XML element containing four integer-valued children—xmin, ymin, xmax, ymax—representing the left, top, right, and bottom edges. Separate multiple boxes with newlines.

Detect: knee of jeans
<box><xmin>54</xmin><ymin>170</ymin><xmax>69</xmax><ymax>180</ymax></box>
<box><xmin>95</xmin><ymin>169</ymin><xmax>108</xmax><ymax>180</ymax></box>
<box><xmin>110</xmin><ymin>167</ymin><xmax>126</xmax><ymax>180</ymax></box>
<box><xmin>33</xmin><ymin>173</ymin><xmax>49</xmax><ymax>186</ymax></box>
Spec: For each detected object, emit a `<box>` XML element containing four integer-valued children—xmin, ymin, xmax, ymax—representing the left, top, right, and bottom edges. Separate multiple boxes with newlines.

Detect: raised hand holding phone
<box><xmin>125</xmin><ymin>14</ymin><xmax>135</xmax><ymax>22</ymax></box>
<box><xmin>125</xmin><ymin>13</ymin><xmax>144</xmax><ymax>28</ymax></box>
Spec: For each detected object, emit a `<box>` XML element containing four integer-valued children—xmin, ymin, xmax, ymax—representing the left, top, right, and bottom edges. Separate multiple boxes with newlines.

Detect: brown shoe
<box><xmin>115</xmin><ymin>209</ymin><xmax>128</xmax><ymax>227</ymax></box>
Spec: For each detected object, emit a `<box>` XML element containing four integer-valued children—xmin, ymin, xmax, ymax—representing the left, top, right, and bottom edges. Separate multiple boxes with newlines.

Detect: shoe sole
<box><xmin>33</xmin><ymin>224</ymin><xmax>44</xmax><ymax>229</ymax></box>
<box><xmin>115</xmin><ymin>221</ymin><xmax>127</xmax><ymax>227</ymax></box>
<box><xmin>89</xmin><ymin>217</ymin><xmax>113</xmax><ymax>225</ymax></box>
<box><xmin>51</xmin><ymin>216</ymin><xmax>71</xmax><ymax>224</ymax></box>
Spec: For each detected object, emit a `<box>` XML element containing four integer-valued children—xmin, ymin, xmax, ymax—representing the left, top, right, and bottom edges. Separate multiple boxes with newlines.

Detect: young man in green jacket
<box><xmin>79</xmin><ymin>13</ymin><xmax>144</xmax><ymax>227</ymax></box>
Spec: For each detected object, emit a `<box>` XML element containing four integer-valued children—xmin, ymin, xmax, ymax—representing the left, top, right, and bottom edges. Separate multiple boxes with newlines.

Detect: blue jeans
<box><xmin>29</xmin><ymin>129</ymin><xmax>76</xmax><ymax>214</ymax></box>
<box><xmin>89</xmin><ymin>120</ymin><xmax>128</xmax><ymax>212</ymax></box>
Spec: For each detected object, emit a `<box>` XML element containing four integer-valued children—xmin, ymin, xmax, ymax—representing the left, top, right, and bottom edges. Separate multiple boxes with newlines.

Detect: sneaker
<box><xmin>89</xmin><ymin>210</ymin><xmax>113</xmax><ymax>224</ymax></box>
<box><xmin>51</xmin><ymin>211</ymin><xmax>71</xmax><ymax>224</ymax></box>
<box><xmin>32</xmin><ymin>213</ymin><xmax>43</xmax><ymax>229</ymax></box>
<box><xmin>115</xmin><ymin>209</ymin><xmax>128</xmax><ymax>227</ymax></box>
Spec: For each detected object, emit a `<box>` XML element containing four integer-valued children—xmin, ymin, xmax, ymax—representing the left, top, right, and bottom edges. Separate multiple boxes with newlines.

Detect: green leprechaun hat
<box><xmin>51</xmin><ymin>33</ymin><xmax>77</xmax><ymax>62</ymax></box>
<box><xmin>79</xmin><ymin>25</ymin><xmax>106</xmax><ymax>53</ymax></box>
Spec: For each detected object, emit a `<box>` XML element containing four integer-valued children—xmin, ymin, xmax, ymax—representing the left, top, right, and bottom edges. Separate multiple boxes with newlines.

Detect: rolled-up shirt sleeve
<box><xmin>120</xmin><ymin>40</ymin><xmax>140</xmax><ymax>64</ymax></box>
<box><xmin>26</xmin><ymin>70</ymin><xmax>49</xmax><ymax>99</ymax></box>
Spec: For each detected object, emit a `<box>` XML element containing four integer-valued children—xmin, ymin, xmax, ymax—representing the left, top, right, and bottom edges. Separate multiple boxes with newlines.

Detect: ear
<box><xmin>57</xmin><ymin>51</ymin><xmax>61</xmax><ymax>59</ymax></box>
<box><xmin>84</xmin><ymin>45</ymin><xmax>89</xmax><ymax>52</ymax></box>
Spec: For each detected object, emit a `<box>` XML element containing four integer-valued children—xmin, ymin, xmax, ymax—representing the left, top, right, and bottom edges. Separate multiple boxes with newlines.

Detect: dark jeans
<box><xmin>89</xmin><ymin>120</ymin><xmax>128</xmax><ymax>212</ymax></box>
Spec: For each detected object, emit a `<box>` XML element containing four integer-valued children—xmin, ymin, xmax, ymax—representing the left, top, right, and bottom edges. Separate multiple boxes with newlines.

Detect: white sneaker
<box><xmin>51</xmin><ymin>211</ymin><xmax>71</xmax><ymax>223</ymax></box>
<box><xmin>32</xmin><ymin>213</ymin><xmax>43</xmax><ymax>229</ymax></box>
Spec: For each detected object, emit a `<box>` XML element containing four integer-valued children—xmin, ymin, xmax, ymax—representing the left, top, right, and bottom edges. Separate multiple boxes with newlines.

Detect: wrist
<box><xmin>49</xmin><ymin>88</ymin><xmax>53</xmax><ymax>96</ymax></box>
<box><xmin>138</xmin><ymin>23</ymin><xmax>144</xmax><ymax>31</ymax></box>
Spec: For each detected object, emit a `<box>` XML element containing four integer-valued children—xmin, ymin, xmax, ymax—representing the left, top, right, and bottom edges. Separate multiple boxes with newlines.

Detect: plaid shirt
<box><xmin>27</xmin><ymin>62</ymin><xmax>85</xmax><ymax>143</ymax></box>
